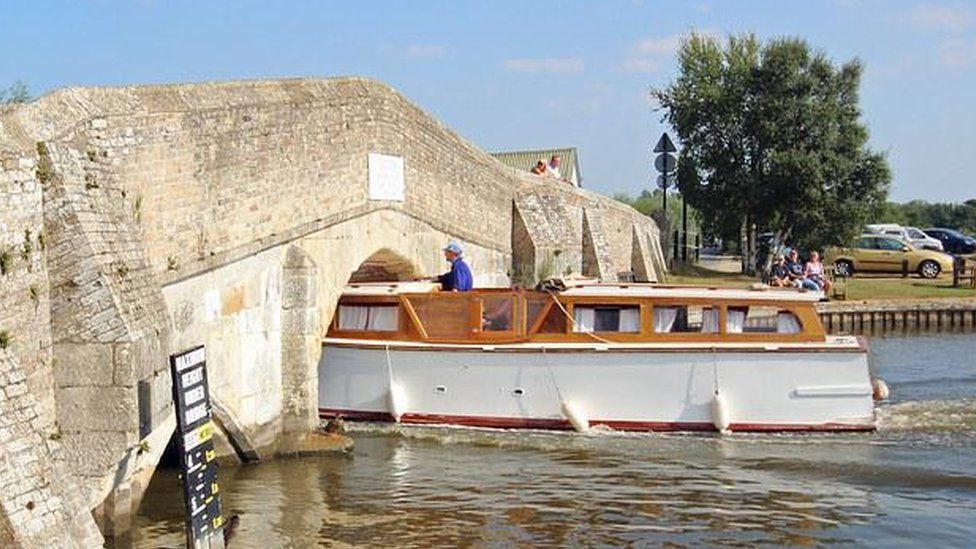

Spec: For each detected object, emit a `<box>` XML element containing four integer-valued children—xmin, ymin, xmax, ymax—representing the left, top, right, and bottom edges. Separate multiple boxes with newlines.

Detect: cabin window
<box><xmin>526</xmin><ymin>296</ymin><xmax>549</xmax><ymax>331</ymax></box>
<box><xmin>654</xmin><ymin>306</ymin><xmax>719</xmax><ymax>333</ymax></box>
<box><xmin>573</xmin><ymin>305</ymin><xmax>640</xmax><ymax>333</ymax></box>
<box><xmin>337</xmin><ymin>304</ymin><xmax>399</xmax><ymax>331</ymax></box>
<box><xmin>727</xmin><ymin>306</ymin><xmax>802</xmax><ymax>334</ymax></box>
<box><xmin>482</xmin><ymin>296</ymin><xmax>514</xmax><ymax>332</ymax></box>
<box><xmin>536</xmin><ymin>306</ymin><xmax>568</xmax><ymax>334</ymax></box>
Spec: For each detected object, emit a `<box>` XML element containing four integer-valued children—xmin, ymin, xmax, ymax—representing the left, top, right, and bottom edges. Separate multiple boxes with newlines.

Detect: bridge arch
<box><xmin>348</xmin><ymin>248</ymin><xmax>420</xmax><ymax>283</ymax></box>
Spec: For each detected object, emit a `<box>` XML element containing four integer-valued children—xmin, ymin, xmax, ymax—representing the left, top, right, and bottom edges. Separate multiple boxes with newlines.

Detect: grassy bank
<box><xmin>665</xmin><ymin>263</ymin><xmax>976</xmax><ymax>301</ymax></box>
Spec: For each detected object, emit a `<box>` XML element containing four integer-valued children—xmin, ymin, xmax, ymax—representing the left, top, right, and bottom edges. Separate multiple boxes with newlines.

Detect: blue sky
<box><xmin>2</xmin><ymin>1</ymin><xmax>974</xmax><ymax>202</ymax></box>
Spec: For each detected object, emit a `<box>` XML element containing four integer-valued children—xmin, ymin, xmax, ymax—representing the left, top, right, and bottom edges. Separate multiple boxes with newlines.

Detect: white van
<box><xmin>865</xmin><ymin>224</ymin><xmax>944</xmax><ymax>251</ymax></box>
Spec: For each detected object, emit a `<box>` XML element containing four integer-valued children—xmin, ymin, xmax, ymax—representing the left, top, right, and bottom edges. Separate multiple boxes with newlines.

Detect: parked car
<box><xmin>826</xmin><ymin>234</ymin><xmax>954</xmax><ymax>279</ymax></box>
<box><xmin>922</xmin><ymin>228</ymin><xmax>976</xmax><ymax>256</ymax></box>
<box><xmin>865</xmin><ymin>223</ymin><xmax>944</xmax><ymax>251</ymax></box>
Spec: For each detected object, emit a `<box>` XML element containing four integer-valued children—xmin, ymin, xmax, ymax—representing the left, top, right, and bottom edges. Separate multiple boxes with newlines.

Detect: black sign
<box><xmin>170</xmin><ymin>345</ymin><xmax>224</xmax><ymax>547</ymax></box>
<box><xmin>653</xmin><ymin>132</ymin><xmax>677</xmax><ymax>153</ymax></box>
<box><xmin>654</xmin><ymin>153</ymin><xmax>677</xmax><ymax>174</ymax></box>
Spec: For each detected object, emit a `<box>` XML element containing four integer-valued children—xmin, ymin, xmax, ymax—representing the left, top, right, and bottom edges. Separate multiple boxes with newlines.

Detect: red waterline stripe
<box><xmin>319</xmin><ymin>408</ymin><xmax>875</xmax><ymax>433</ymax></box>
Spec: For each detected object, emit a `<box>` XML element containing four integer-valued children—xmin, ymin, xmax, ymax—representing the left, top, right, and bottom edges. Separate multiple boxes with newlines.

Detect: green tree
<box><xmin>879</xmin><ymin>200</ymin><xmax>976</xmax><ymax>235</ymax></box>
<box><xmin>612</xmin><ymin>189</ymin><xmax>700</xmax><ymax>235</ymax></box>
<box><xmin>0</xmin><ymin>81</ymin><xmax>30</xmax><ymax>104</ymax></box>
<box><xmin>653</xmin><ymin>34</ymin><xmax>890</xmax><ymax>273</ymax></box>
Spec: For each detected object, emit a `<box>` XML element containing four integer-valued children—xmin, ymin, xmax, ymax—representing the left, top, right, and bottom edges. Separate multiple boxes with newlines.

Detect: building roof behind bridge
<box><xmin>491</xmin><ymin>147</ymin><xmax>581</xmax><ymax>187</ymax></box>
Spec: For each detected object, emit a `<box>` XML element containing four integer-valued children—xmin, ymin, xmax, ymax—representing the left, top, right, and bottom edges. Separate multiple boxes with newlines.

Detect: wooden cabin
<box><xmin>326</xmin><ymin>282</ymin><xmax>828</xmax><ymax>346</ymax></box>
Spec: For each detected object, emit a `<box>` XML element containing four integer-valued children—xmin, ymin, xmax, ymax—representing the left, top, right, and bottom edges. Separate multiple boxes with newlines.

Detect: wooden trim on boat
<box><xmin>321</xmin><ymin>339</ymin><xmax>868</xmax><ymax>354</ymax></box>
<box><xmin>400</xmin><ymin>298</ymin><xmax>428</xmax><ymax>340</ymax></box>
<box><xmin>527</xmin><ymin>299</ymin><xmax>556</xmax><ymax>335</ymax></box>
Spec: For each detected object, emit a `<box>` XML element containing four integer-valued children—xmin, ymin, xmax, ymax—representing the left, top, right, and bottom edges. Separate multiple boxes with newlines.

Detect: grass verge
<box><xmin>665</xmin><ymin>263</ymin><xmax>976</xmax><ymax>301</ymax></box>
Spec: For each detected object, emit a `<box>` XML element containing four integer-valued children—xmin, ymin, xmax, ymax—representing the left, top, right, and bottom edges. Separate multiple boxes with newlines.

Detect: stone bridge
<box><xmin>0</xmin><ymin>77</ymin><xmax>664</xmax><ymax>546</ymax></box>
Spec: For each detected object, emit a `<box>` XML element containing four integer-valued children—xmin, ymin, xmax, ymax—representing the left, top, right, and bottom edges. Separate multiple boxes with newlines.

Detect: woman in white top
<box><xmin>804</xmin><ymin>251</ymin><xmax>832</xmax><ymax>293</ymax></box>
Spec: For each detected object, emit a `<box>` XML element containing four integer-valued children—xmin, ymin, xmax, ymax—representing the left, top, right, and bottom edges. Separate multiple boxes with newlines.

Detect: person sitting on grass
<box><xmin>785</xmin><ymin>248</ymin><xmax>820</xmax><ymax>291</ymax></box>
<box><xmin>804</xmin><ymin>250</ymin><xmax>832</xmax><ymax>293</ymax></box>
<box><xmin>785</xmin><ymin>249</ymin><xmax>806</xmax><ymax>288</ymax></box>
<box><xmin>769</xmin><ymin>254</ymin><xmax>791</xmax><ymax>287</ymax></box>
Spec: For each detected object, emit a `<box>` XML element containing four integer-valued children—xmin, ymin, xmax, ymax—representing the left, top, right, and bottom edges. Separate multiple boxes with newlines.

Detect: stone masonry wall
<box><xmin>0</xmin><ymin>129</ymin><xmax>103</xmax><ymax>546</ymax></box>
<box><xmin>0</xmin><ymin>352</ymin><xmax>103</xmax><ymax>548</ymax></box>
<box><xmin>0</xmin><ymin>143</ymin><xmax>55</xmax><ymax>434</ymax></box>
<box><xmin>40</xmin><ymin>137</ymin><xmax>173</xmax><ymax>515</ymax></box>
<box><xmin>514</xmin><ymin>184</ymin><xmax>663</xmax><ymax>284</ymax></box>
<box><xmin>6</xmin><ymin>78</ymin><xmax>659</xmax><ymax>288</ymax></box>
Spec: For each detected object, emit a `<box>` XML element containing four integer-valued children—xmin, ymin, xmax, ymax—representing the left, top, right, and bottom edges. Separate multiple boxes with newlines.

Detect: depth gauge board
<box><xmin>170</xmin><ymin>345</ymin><xmax>224</xmax><ymax>547</ymax></box>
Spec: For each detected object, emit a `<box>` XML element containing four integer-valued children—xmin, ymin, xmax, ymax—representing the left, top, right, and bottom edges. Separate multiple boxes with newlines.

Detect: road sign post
<box><xmin>653</xmin><ymin>132</ymin><xmax>677</xmax><ymax>215</ymax></box>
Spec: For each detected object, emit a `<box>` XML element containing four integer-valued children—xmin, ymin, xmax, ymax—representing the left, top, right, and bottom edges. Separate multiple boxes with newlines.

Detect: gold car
<box><xmin>826</xmin><ymin>234</ymin><xmax>955</xmax><ymax>279</ymax></box>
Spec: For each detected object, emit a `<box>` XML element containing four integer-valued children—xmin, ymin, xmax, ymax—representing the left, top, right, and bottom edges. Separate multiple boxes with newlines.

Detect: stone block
<box><xmin>59</xmin><ymin>431</ymin><xmax>132</xmax><ymax>477</ymax></box>
<box><xmin>221</xmin><ymin>285</ymin><xmax>246</xmax><ymax>316</ymax></box>
<box><xmin>55</xmin><ymin>386</ymin><xmax>139</xmax><ymax>433</ymax></box>
<box><xmin>117</xmin><ymin>335</ymin><xmax>164</xmax><ymax>385</ymax></box>
<box><xmin>281</xmin><ymin>308</ymin><xmax>318</xmax><ymax>335</ymax></box>
<box><xmin>149</xmin><ymin>370</ymin><xmax>173</xmax><ymax>430</ymax></box>
<box><xmin>281</xmin><ymin>274</ymin><xmax>316</xmax><ymax>310</ymax></box>
<box><xmin>52</xmin><ymin>343</ymin><xmax>115</xmax><ymax>388</ymax></box>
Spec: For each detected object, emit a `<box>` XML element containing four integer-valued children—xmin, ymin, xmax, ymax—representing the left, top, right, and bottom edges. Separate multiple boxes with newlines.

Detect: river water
<box><xmin>128</xmin><ymin>334</ymin><xmax>976</xmax><ymax>548</ymax></box>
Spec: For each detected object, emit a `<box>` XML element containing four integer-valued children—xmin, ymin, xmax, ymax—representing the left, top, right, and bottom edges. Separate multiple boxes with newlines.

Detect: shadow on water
<box><xmin>129</xmin><ymin>333</ymin><xmax>976</xmax><ymax>547</ymax></box>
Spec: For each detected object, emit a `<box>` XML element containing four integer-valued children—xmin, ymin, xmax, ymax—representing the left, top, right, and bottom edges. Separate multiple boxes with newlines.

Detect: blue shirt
<box><xmin>438</xmin><ymin>257</ymin><xmax>473</xmax><ymax>292</ymax></box>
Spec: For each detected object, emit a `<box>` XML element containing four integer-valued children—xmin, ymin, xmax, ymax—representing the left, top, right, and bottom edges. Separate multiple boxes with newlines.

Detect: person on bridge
<box><xmin>435</xmin><ymin>241</ymin><xmax>473</xmax><ymax>292</ymax></box>
<box><xmin>530</xmin><ymin>159</ymin><xmax>549</xmax><ymax>176</ymax></box>
<box><xmin>548</xmin><ymin>154</ymin><xmax>562</xmax><ymax>179</ymax></box>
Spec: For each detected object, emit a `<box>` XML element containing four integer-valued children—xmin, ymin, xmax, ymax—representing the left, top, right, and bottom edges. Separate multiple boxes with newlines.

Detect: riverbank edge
<box><xmin>816</xmin><ymin>297</ymin><xmax>976</xmax><ymax>313</ymax></box>
<box><xmin>816</xmin><ymin>297</ymin><xmax>976</xmax><ymax>334</ymax></box>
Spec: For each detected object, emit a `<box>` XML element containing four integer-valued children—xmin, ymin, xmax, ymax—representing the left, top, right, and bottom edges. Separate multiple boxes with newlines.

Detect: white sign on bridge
<box><xmin>368</xmin><ymin>153</ymin><xmax>405</xmax><ymax>202</ymax></box>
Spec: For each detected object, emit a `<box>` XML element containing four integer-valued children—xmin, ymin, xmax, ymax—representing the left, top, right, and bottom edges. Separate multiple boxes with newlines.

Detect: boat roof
<box><xmin>561</xmin><ymin>284</ymin><xmax>823</xmax><ymax>302</ymax></box>
<box><xmin>341</xmin><ymin>281</ymin><xmax>824</xmax><ymax>302</ymax></box>
<box><xmin>342</xmin><ymin>282</ymin><xmax>442</xmax><ymax>296</ymax></box>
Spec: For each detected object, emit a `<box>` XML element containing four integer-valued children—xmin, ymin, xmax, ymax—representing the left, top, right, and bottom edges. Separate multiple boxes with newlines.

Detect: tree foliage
<box><xmin>880</xmin><ymin>200</ymin><xmax>976</xmax><ymax>235</ymax></box>
<box><xmin>612</xmin><ymin>189</ymin><xmax>700</xmax><ymax>233</ymax></box>
<box><xmin>0</xmin><ymin>81</ymin><xmax>30</xmax><ymax>104</ymax></box>
<box><xmin>653</xmin><ymin>33</ymin><xmax>890</xmax><ymax>269</ymax></box>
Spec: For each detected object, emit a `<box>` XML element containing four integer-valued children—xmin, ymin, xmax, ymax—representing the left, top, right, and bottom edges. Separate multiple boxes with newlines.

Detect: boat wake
<box><xmin>343</xmin><ymin>420</ymin><xmax>644</xmax><ymax>449</ymax></box>
<box><xmin>339</xmin><ymin>397</ymin><xmax>976</xmax><ymax>449</ymax></box>
<box><xmin>878</xmin><ymin>397</ymin><xmax>976</xmax><ymax>434</ymax></box>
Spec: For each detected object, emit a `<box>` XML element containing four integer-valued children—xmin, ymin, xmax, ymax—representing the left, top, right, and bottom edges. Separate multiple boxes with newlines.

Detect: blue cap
<box><xmin>443</xmin><ymin>241</ymin><xmax>463</xmax><ymax>255</ymax></box>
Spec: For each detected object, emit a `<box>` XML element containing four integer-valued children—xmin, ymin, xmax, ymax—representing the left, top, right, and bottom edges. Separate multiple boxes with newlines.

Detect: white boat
<box><xmin>318</xmin><ymin>281</ymin><xmax>878</xmax><ymax>432</ymax></box>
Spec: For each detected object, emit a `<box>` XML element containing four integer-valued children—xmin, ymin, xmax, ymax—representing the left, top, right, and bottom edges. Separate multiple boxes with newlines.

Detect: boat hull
<box><xmin>318</xmin><ymin>342</ymin><xmax>876</xmax><ymax>432</ymax></box>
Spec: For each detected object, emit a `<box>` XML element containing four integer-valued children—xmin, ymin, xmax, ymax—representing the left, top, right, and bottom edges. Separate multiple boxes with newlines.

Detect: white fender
<box><xmin>872</xmin><ymin>378</ymin><xmax>890</xmax><ymax>401</ymax></box>
<box><xmin>561</xmin><ymin>400</ymin><xmax>589</xmax><ymax>433</ymax></box>
<box><xmin>711</xmin><ymin>390</ymin><xmax>731</xmax><ymax>434</ymax></box>
<box><xmin>388</xmin><ymin>382</ymin><xmax>408</xmax><ymax>422</ymax></box>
